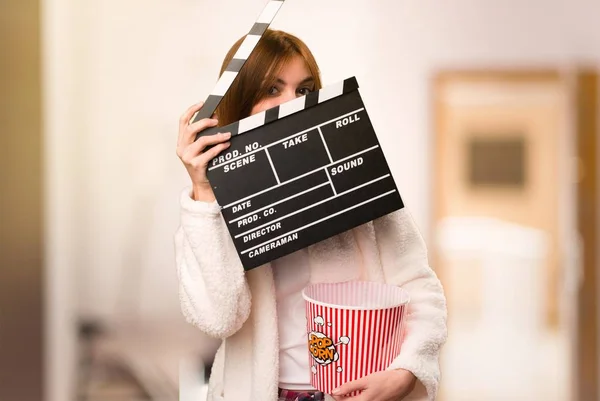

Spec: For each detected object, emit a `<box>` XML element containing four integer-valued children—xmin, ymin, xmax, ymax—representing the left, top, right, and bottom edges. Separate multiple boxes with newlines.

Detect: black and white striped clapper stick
<box><xmin>191</xmin><ymin>0</ymin><xmax>285</xmax><ymax>124</ymax></box>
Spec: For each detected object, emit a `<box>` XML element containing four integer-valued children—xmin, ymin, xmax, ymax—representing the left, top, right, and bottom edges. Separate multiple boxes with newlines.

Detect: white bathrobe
<box><xmin>175</xmin><ymin>189</ymin><xmax>447</xmax><ymax>401</ymax></box>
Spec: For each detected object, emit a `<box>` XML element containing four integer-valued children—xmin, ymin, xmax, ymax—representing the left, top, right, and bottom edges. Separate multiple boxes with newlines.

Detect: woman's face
<box><xmin>250</xmin><ymin>55</ymin><xmax>315</xmax><ymax>115</ymax></box>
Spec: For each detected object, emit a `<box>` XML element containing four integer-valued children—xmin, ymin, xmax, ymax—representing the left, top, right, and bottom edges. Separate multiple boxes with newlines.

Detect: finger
<box><xmin>181</xmin><ymin>138</ymin><xmax>231</xmax><ymax>169</ymax></box>
<box><xmin>331</xmin><ymin>377</ymin><xmax>368</xmax><ymax>398</ymax></box>
<box><xmin>334</xmin><ymin>389</ymin><xmax>373</xmax><ymax>401</ymax></box>
<box><xmin>332</xmin><ymin>395</ymin><xmax>354</xmax><ymax>401</ymax></box>
<box><xmin>178</xmin><ymin>117</ymin><xmax>218</xmax><ymax>150</ymax></box>
<box><xmin>196</xmin><ymin>141</ymin><xmax>231</xmax><ymax>166</ymax></box>
<box><xmin>331</xmin><ymin>392</ymin><xmax>365</xmax><ymax>401</ymax></box>
<box><xmin>177</xmin><ymin>101</ymin><xmax>210</xmax><ymax>148</ymax></box>
<box><xmin>177</xmin><ymin>102</ymin><xmax>203</xmax><ymax>147</ymax></box>
<box><xmin>183</xmin><ymin>118</ymin><xmax>220</xmax><ymax>144</ymax></box>
<box><xmin>183</xmin><ymin>141</ymin><xmax>231</xmax><ymax>173</ymax></box>
<box><xmin>179</xmin><ymin>101</ymin><xmax>204</xmax><ymax>132</ymax></box>
<box><xmin>180</xmin><ymin>131</ymin><xmax>231</xmax><ymax>159</ymax></box>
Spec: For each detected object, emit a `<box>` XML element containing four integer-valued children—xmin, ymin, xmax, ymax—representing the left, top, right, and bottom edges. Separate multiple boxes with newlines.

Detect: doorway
<box><xmin>431</xmin><ymin>69</ymin><xmax>597</xmax><ymax>400</ymax></box>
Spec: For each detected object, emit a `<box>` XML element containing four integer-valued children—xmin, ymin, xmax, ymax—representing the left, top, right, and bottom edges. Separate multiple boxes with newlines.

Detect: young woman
<box><xmin>175</xmin><ymin>29</ymin><xmax>447</xmax><ymax>401</ymax></box>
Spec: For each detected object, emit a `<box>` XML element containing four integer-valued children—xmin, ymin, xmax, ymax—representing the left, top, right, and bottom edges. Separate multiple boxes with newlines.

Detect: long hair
<box><xmin>215</xmin><ymin>29</ymin><xmax>322</xmax><ymax>126</ymax></box>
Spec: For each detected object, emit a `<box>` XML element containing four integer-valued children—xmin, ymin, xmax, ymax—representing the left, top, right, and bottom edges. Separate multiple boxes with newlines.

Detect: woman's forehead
<box><xmin>270</xmin><ymin>55</ymin><xmax>312</xmax><ymax>81</ymax></box>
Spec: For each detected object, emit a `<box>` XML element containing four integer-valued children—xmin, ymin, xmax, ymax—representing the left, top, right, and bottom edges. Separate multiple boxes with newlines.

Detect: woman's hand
<box><xmin>331</xmin><ymin>369</ymin><xmax>417</xmax><ymax>401</ymax></box>
<box><xmin>176</xmin><ymin>101</ymin><xmax>231</xmax><ymax>202</ymax></box>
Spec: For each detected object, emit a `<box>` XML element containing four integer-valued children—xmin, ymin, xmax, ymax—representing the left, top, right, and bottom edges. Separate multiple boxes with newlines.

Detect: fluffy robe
<box><xmin>175</xmin><ymin>188</ymin><xmax>447</xmax><ymax>401</ymax></box>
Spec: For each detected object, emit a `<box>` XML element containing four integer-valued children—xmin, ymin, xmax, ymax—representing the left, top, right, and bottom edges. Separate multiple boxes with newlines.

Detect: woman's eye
<box><xmin>297</xmin><ymin>87</ymin><xmax>312</xmax><ymax>96</ymax></box>
<box><xmin>268</xmin><ymin>86</ymin><xmax>279</xmax><ymax>95</ymax></box>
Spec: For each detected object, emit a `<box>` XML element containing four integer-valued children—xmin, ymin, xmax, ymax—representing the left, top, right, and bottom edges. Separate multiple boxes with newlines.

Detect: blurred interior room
<box><xmin>1</xmin><ymin>0</ymin><xmax>599</xmax><ymax>400</ymax></box>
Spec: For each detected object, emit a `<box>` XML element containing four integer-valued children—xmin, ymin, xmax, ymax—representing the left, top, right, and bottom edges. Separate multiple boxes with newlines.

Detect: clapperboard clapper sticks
<box><xmin>194</xmin><ymin>2</ymin><xmax>405</xmax><ymax>270</ymax></box>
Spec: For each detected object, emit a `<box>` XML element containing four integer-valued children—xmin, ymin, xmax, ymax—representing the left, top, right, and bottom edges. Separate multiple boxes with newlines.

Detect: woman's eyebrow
<box><xmin>300</xmin><ymin>77</ymin><xmax>315</xmax><ymax>85</ymax></box>
<box><xmin>275</xmin><ymin>76</ymin><xmax>315</xmax><ymax>85</ymax></box>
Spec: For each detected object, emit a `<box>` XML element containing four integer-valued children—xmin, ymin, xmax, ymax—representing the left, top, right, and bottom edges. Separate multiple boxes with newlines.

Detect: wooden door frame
<box><xmin>574</xmin><ymin>70</ymin><xmax>598</xmax><ymax>401</ymax></box>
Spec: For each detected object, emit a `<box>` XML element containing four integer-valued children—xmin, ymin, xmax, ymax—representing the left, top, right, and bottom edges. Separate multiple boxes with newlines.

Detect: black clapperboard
<box><xmin>193</xmin><ymin>0</ymin><xmax>404</xmax><ymax>270</ymax></box>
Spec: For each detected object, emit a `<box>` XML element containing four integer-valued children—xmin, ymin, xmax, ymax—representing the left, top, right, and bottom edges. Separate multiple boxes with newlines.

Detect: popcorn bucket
<box><xmin>302</xmin><ymin>281</ymin><xmax>409</xmax><ymax>394</ymax></box>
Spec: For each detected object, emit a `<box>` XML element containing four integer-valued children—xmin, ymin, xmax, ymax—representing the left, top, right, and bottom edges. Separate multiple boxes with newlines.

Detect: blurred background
<box><xmin>1</xmin><ymin>0</ymin><xmax>599</xmax><ymax>400</ymax></box>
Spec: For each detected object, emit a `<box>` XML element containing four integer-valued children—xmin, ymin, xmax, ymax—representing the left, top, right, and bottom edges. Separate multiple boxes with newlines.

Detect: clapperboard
<box><xmin>193</xmin><ymin>0</ymin><xmax>404</xmax><ymax>270</ymax></box>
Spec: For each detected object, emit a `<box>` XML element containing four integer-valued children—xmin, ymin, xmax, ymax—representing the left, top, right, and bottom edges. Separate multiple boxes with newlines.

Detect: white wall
<box><xmin>44</xmin><ymin>0</ymin><xmax>600</xmax><ymax>398</ymax></box>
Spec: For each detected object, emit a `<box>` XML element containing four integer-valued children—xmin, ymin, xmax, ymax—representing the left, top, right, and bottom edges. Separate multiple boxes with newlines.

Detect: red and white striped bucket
<box><xmin>302</xmin><ymin>281</ymin><xmax>409</xmax><ymax>395</ymax></box>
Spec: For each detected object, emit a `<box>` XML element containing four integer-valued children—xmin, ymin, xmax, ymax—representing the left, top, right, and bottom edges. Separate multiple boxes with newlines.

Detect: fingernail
<box><xmin>331</xmin><ymin>388</ymin><xmax>340</xmax><ymax>396</ymax></box>
<box><xmin>223</xmin><ymin>132</ymin><xmax>231</xmax><ymax>138</ymax></box>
